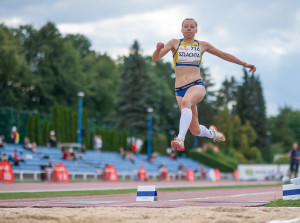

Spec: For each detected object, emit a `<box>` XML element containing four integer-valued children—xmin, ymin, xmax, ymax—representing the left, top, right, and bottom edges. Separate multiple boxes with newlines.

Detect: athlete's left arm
<box><xmin>203</xmin><ymin>41</ymin><xmax>256</xmax><ymax>75</ymax></box>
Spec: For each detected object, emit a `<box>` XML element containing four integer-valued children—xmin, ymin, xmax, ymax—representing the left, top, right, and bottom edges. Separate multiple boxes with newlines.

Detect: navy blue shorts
<box><xmin>175</xmin><ymin>79</ymin><xmax>205</xmax><ymax>97</ymax></box>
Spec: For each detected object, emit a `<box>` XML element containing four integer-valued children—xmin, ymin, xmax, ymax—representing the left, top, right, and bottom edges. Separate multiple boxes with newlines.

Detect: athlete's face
<box><xmin>181</xmin><ymin>20</ymin><xmax>197</xmax><ymax>38</ymax></box>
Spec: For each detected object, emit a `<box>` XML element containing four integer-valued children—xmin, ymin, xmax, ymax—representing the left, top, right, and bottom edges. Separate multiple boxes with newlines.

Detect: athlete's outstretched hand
<box><xmin>244</xmin><ymin>63</ymin><xmax>256</xmax><ymax>75</ymax></box>
<box><xmin>156</xmin><ymin>42</ymin><xmax>164</xmax><ymax>51</ymax></box>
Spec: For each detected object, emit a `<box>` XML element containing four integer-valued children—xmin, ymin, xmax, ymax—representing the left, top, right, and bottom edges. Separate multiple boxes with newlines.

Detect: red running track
<box><xmin>0</xmin><ymin>181</ymin><xmax>282</xmax><ymax>208</ymax></box>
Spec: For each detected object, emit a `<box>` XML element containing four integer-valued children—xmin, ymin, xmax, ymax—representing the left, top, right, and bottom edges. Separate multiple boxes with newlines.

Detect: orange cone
<box><xmin>138</xmin><ymin>167</ymin><xmax>148</xmax><ymax>181</ymax></box>
<box><xmin>185</xmin><ymin>169</ymin><xmax>195</xmax><ymax>181</ymax></box>
<box><xmin>214</xmin><ymin>168</ymin><xmax>221</xmax><ymax>181</ymax></box>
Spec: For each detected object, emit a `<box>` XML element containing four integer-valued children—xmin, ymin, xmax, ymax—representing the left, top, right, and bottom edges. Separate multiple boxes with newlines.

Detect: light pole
<box><xmin>77</xmin><ymin>92</ymin><xmax>84</xmax><ymax>145</ymax></box>
<box><xmin>193</xmin><ymin>135</ymin><xmax>197</xmax><ymax>149</ymax></box>
<box><xmin>147</xmin><ymin>107</ymin><xmax>153</xmax><ymax>158</ymax></box>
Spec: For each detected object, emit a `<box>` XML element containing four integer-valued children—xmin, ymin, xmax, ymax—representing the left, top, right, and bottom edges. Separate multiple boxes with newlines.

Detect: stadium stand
<box><xmin>1</xmin><ymin>143</ymin><xmax>211</xmax><ymax>182</ymax></box>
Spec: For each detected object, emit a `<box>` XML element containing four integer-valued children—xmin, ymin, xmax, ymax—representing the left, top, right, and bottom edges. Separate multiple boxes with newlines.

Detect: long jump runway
<box><xmin>0</xmin><ymin>181</ymin><xmax>282</xmax><ymax>208</ymax></box>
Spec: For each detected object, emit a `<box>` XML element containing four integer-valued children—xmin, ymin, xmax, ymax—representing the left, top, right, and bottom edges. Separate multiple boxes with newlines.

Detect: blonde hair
<box><xmin>182</xmin><ymin>18</ymin><xmax>197</xmax><ymax>27</ymax></box>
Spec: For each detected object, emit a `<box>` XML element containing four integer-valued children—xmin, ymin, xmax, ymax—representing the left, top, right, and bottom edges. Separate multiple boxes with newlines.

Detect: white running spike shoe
<box><xmin>209</xmin><ymin>125</ymin><xmax>226</xmax><ymax>142</ymax></box>
<box><xmin>171</xmin><ymin>137</ymin><xmax>184</xmax><ymax>151</ymax></box>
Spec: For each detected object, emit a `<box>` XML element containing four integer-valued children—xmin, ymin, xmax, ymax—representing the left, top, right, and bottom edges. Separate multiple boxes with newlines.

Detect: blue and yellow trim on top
<box><xmin>173</xmin><ymin>39</ymin><xmax>202</xmax><ymax>67</ymax></box>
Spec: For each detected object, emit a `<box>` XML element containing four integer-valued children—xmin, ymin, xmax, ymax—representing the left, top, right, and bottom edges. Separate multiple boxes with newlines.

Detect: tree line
<box><xmin>1</xmin><ymin>22</ymin><xmax>300</xmax><ymax>163</ymax></box>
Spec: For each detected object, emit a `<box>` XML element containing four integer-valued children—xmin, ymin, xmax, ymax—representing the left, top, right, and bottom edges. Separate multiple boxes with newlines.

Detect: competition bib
<box><xmin>177</xmin><ymin>45</ymin><xmax>201</xmax><ymax>65</ymax></box>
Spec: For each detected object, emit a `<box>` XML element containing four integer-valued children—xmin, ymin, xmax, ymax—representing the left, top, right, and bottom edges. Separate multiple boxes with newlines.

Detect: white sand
<box><xmin>1</xmin><ymin>207</ymin><xmax>300</xmax><ymax>223</ymax></box>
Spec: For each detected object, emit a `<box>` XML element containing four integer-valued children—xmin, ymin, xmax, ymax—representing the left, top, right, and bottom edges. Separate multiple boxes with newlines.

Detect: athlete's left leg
<box><xmin>188</xmin><ymin>104</ymin><xmax>214</xmax><ymax>139</ymax></box>
<box><xmin>171</xmin><ymin>85</ymin><xmax>205</xmax><ymax>151</ymax></box>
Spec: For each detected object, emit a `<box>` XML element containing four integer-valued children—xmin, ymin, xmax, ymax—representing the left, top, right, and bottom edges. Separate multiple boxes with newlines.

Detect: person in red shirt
<box><xmin>131</xmin><ymin>143</ymin><xmax>137</xmax><ymax>155</ymax></box>
<box><xmin>12</xmin><ymin>149</ymin><xmax>19</xmax><ymax>166</ymax></box>
<box><xmin>62</xmin><ymin>148</ymin><xmax>68</xmax><ymax>160</ymax></box>
<box><xmin>10</xmin><ymin>126</ymin><xmax>19</xmax><ymax>144</ymax></box>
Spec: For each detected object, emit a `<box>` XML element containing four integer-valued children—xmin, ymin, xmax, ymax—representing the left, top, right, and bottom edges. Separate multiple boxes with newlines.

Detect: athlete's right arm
<box><xmin>152</xmin><ymin>39</ymin><xmax>177</xmax><ymax>61</ymax></box>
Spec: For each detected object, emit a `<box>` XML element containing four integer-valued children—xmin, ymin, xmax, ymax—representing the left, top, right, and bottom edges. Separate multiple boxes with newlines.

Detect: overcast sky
<box><xmin>1</xmin><ymin>0</ymin><xmax>300</xmax><ymax>116</ymax></box>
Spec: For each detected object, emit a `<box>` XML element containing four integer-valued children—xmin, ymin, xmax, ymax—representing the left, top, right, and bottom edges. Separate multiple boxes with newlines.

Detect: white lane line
<box><xmin>169</xmin><ymin>191</ymin><xmax>277</xmax><ymax>202</ymax></box>
<box><xmin>267</xmin><ymin>218</ymin><xmax>300</xmax><ymax>223</ymax></box>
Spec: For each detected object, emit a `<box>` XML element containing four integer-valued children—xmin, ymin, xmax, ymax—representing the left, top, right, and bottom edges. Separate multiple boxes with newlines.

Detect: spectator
<box><xmin>46</xmin><ymin>161</ymin><xmax>55</xmax><ymax>181</ymax></box>
<box><xmin>0</xmin><ymin>135</ymin><xmax>6</xmax><ymax>148</ymax></box>
<box><xmin>68</xmin><ymin>148</ymin><xmax>79</xmax><ymax>161</ymax></box>
<box><xmin>177</xmin><ymin>163</ymin><xmax>186</xmax><ymax>179</ymax></box>
<box><xmin>93</xmin><ymin>135</ymin><xmax>103</xmax><ymax>152</ymax></box>
<box><xmin>119</xmin><ymin>147</ymin><xmax>126</xmax><ymax>159</ymax></box>
<box><xmin>169</xmin><ymin>151</ymin><xmax>177</xmax><ymax>160</ymax></box>
<box><xmin>48</xmin><ymin>130</ymin><xmax>58</xmax><ymax>147</ymax></box>
<box><xmin>19</xmin><ymin>151</ymin><xmax>25</xmax><ymax>163</ymax></box>
<box><xmin>48</xmin><ymin>161</ymin><xmax>54</xmax><ymax>168</ymax></box>
<box><xmin>23</xmin><ymin>137</ymin><xmax>39</xmax><ymax>154</ymax></box>
<box><xmin>289</xmin><ymin>142</ymin><xmax>300</xmax><ymax>179</ymax></box>
<box><xmin>10</xmin><ymin>126</ymin><xmax>19</xmax><ymax>144</ymax></box>
<box><xmin>131</xmin><ymin>142</ymin><xmax>137</xmax><ymax>156</ymax></box>
<box><xmin>12</xmin><ymin>149</ymin><xmax>20</xmax><ymax>166</ymax></box>
<box><xmin>194</xmin><ymin>165</ymin><xmax>207</xmax><ymax>179</ymax></box>
<box><xmin>147</xmin><ymin>152</ymin><xmax>159</xmax><ymax>164</ymax></box>
<box><xmin>2</xmin><ymin>153</ymin><xmax>8</xmax><ymax>161</ymax></box>
<box><xmin>62</xmin><ymin>148</ymin><xmax>68</xmax><ymax>160</ymax></box>
<box><xmin>125</xmin><ymin>150</ymin><xmax>135</xmax><ymax>164</ymax></box>
<box><xmin>80</xmin><ymin>144</ymin><xmax>86</xmax><ymax>154</ymax></box>
<box><xmin>159</xmin><ymin>163</ymin><xmax>169</xmax><ymax>181</ymax></box>
<box><xmin>0</xmin><ymin>152</ymin><xmax>2</xmax><ymax>162</ymax></box>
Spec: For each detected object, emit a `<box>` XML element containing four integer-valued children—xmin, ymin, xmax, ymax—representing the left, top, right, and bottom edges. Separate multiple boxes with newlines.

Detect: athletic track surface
<box><xmin>0</xmin><ymin>181</ymin><xmax>282</xmax><ymax>208</ymax></box>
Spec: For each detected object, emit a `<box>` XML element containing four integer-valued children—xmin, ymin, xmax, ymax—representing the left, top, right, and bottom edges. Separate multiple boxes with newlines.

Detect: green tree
<box><xmin>232</xmin><ymin>116</ymin><xmax>242</xmax><ymax>149</ymax></box>
<box><xmin>236</xmin><ymin>69</ymin><xmax>267</xmax><ymax>149</ymax></box>
<box><xmin>41</xmin><ymin>118</ymin><xmax>49</xmax><ymax>146</ymax></box>
<box><xmin>215</xmin><ymin>76</ymin><xmax>238</xmax><ymax>112</ymax></box>
<box><xmin>15</xmin><ymin>23</ymin><xmax>82</xmax><ymax>112</ymax></box>
<box><xmin>146</xmin><ymin>57</ymin><xmax>178</xmax><ymax>136</ymax></box>
<box><xmin>268</xmin><ymin>107</ymin><xmax>299</xmax><ymax>152</ymax></box>
<box><xmin>214</xmin><ymin>108</ymin><xmax>233</xmax><ymax>153</ymax></box>
<box><xmin>81</xmin><ymin>53</ymin><xmax>119</xmax><ymax>122</ymax></box>
<box><xmin>117</xmin><ymin>40</ymin><xmax>155</xmax><ymax>137</ymax></box>
<box><xmin>65</xmin><ymin>34</ymin><xmax>91</xmax><ymax>58</ymax></box>
<box><xmin>26</xmin><ymin>114</ymin><xmax>34</xmax><ymax>140</ymax></box>
<box><xmin>34</xmin><ymin>113</ymin><xmax>41</xmax><ymax>145</ymax></box>
<box><xmin>0</xmin><ymin>24</ymin><xmax>33</xmax><ymax>109</ymax></box>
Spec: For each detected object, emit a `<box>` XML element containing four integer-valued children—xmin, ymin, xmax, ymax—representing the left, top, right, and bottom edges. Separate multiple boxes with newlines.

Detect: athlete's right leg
<box><xmin>170</xmin><ymin>96</ymin><xmax>186</xmax><ymax>151</ymax></box>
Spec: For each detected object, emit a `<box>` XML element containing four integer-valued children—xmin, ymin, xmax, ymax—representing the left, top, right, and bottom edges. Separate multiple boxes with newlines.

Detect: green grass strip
<box><xmin>265</xmin><ymin>199</ymin><xmax>300</xmax><ymax>207</ymax></box>
<box><xmin>0</xmin><ymin>184</ymin><xmax>281</xmax><ymax>200</ymax></box>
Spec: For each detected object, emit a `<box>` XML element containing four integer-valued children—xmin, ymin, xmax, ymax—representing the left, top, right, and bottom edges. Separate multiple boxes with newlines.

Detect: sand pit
<box><xmin>1</xmin><ymin>207</ymin><xmax>300</xmax><ymax>223</ymax></box>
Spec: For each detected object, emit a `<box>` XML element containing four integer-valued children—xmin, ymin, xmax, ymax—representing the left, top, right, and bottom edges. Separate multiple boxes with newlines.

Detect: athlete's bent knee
<box><xmin>181</xmin><ymin>99</ymin><xmax>192</xmax><ymax>109</ymax></box>
<box><xmin>190</xmin><ymin>128</ymin><xmax>200</xmax><ymax>136</ymax></box>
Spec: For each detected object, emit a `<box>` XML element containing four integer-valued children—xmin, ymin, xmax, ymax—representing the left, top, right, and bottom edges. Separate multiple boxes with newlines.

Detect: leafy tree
<box><xmin>215</xmin><ymin>76</ymin><xmax>238</xmax><ymax>112</ymax></box>
<box><xmin>214</xmin><ymin>108</ymin><xmax>233</xmax><ymax>153</ymax></box>
<box><xmin>26</xmin><ymin>114</ymin><xmax>34</xmax><ymax>140</ymax></box>
<box><xmin>268</xmin><ymin>107</ymin><xmax>299</xmax><ymax>152</ymax></box>
<box><xmin>232</xmin><ymin>116</ymin><xmax>242</xmax><ymax>149</ymax></box>
<box><xmin>286</xmin><ymin>109</ymin><xmax>300</xmax><ymax>142</ymax></box>
<box><xmin>236</xmin><ymin>69</ymin><xmax>267</xmax><ymax>149</ymax></box>
<box><xmin>197</xmin><ymin>66</ymin><xmax>217</xmax><ymax>126</ymax></box>
<box><xmin>15</xmin><ymin>23</ymin><xmax>82</xmax><ymax>112</ymax></box>
<box><xmin>117</xmin><ymin>40</ymin><xmax>156</xmax><ymax>137</ymax></box>
<box><xmin>0</xmin><ymin>24</ymin><xmax>33</xmax><ymax>109</ymax></box>
<box><xmin>65</xmin><ymin>34</ymin><xmax>91</xmax><ymax>58</ymax></box>
<box><xmin>146</xmin><ymin>57</ymin><xmax>179</xmax><ymax>137</ymax></box>
<box><xmin>33</xmin><ymin>113</ymin><xmax>41</xmax><ymax>145</ymax></box>
<box><xmin>41</xmin><ymin>118</ymin><xmax>49</xmax><ymax>146</ymax></box>
<box><xmin>81</xmin><ymin>53</ymin><xmax>119</xmax><ymax>122</ymax></box>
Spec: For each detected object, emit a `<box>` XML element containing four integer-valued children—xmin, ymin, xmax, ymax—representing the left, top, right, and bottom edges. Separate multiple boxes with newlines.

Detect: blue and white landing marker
<box><xmin>283</xmin><ymin>178</ymin><xmax>300</xmax><ymax>200</ymax></box>
<box><xmin>136</xmin><ymin>185</ymin><xmax>158</xmax><ymax>202</ymax></box>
